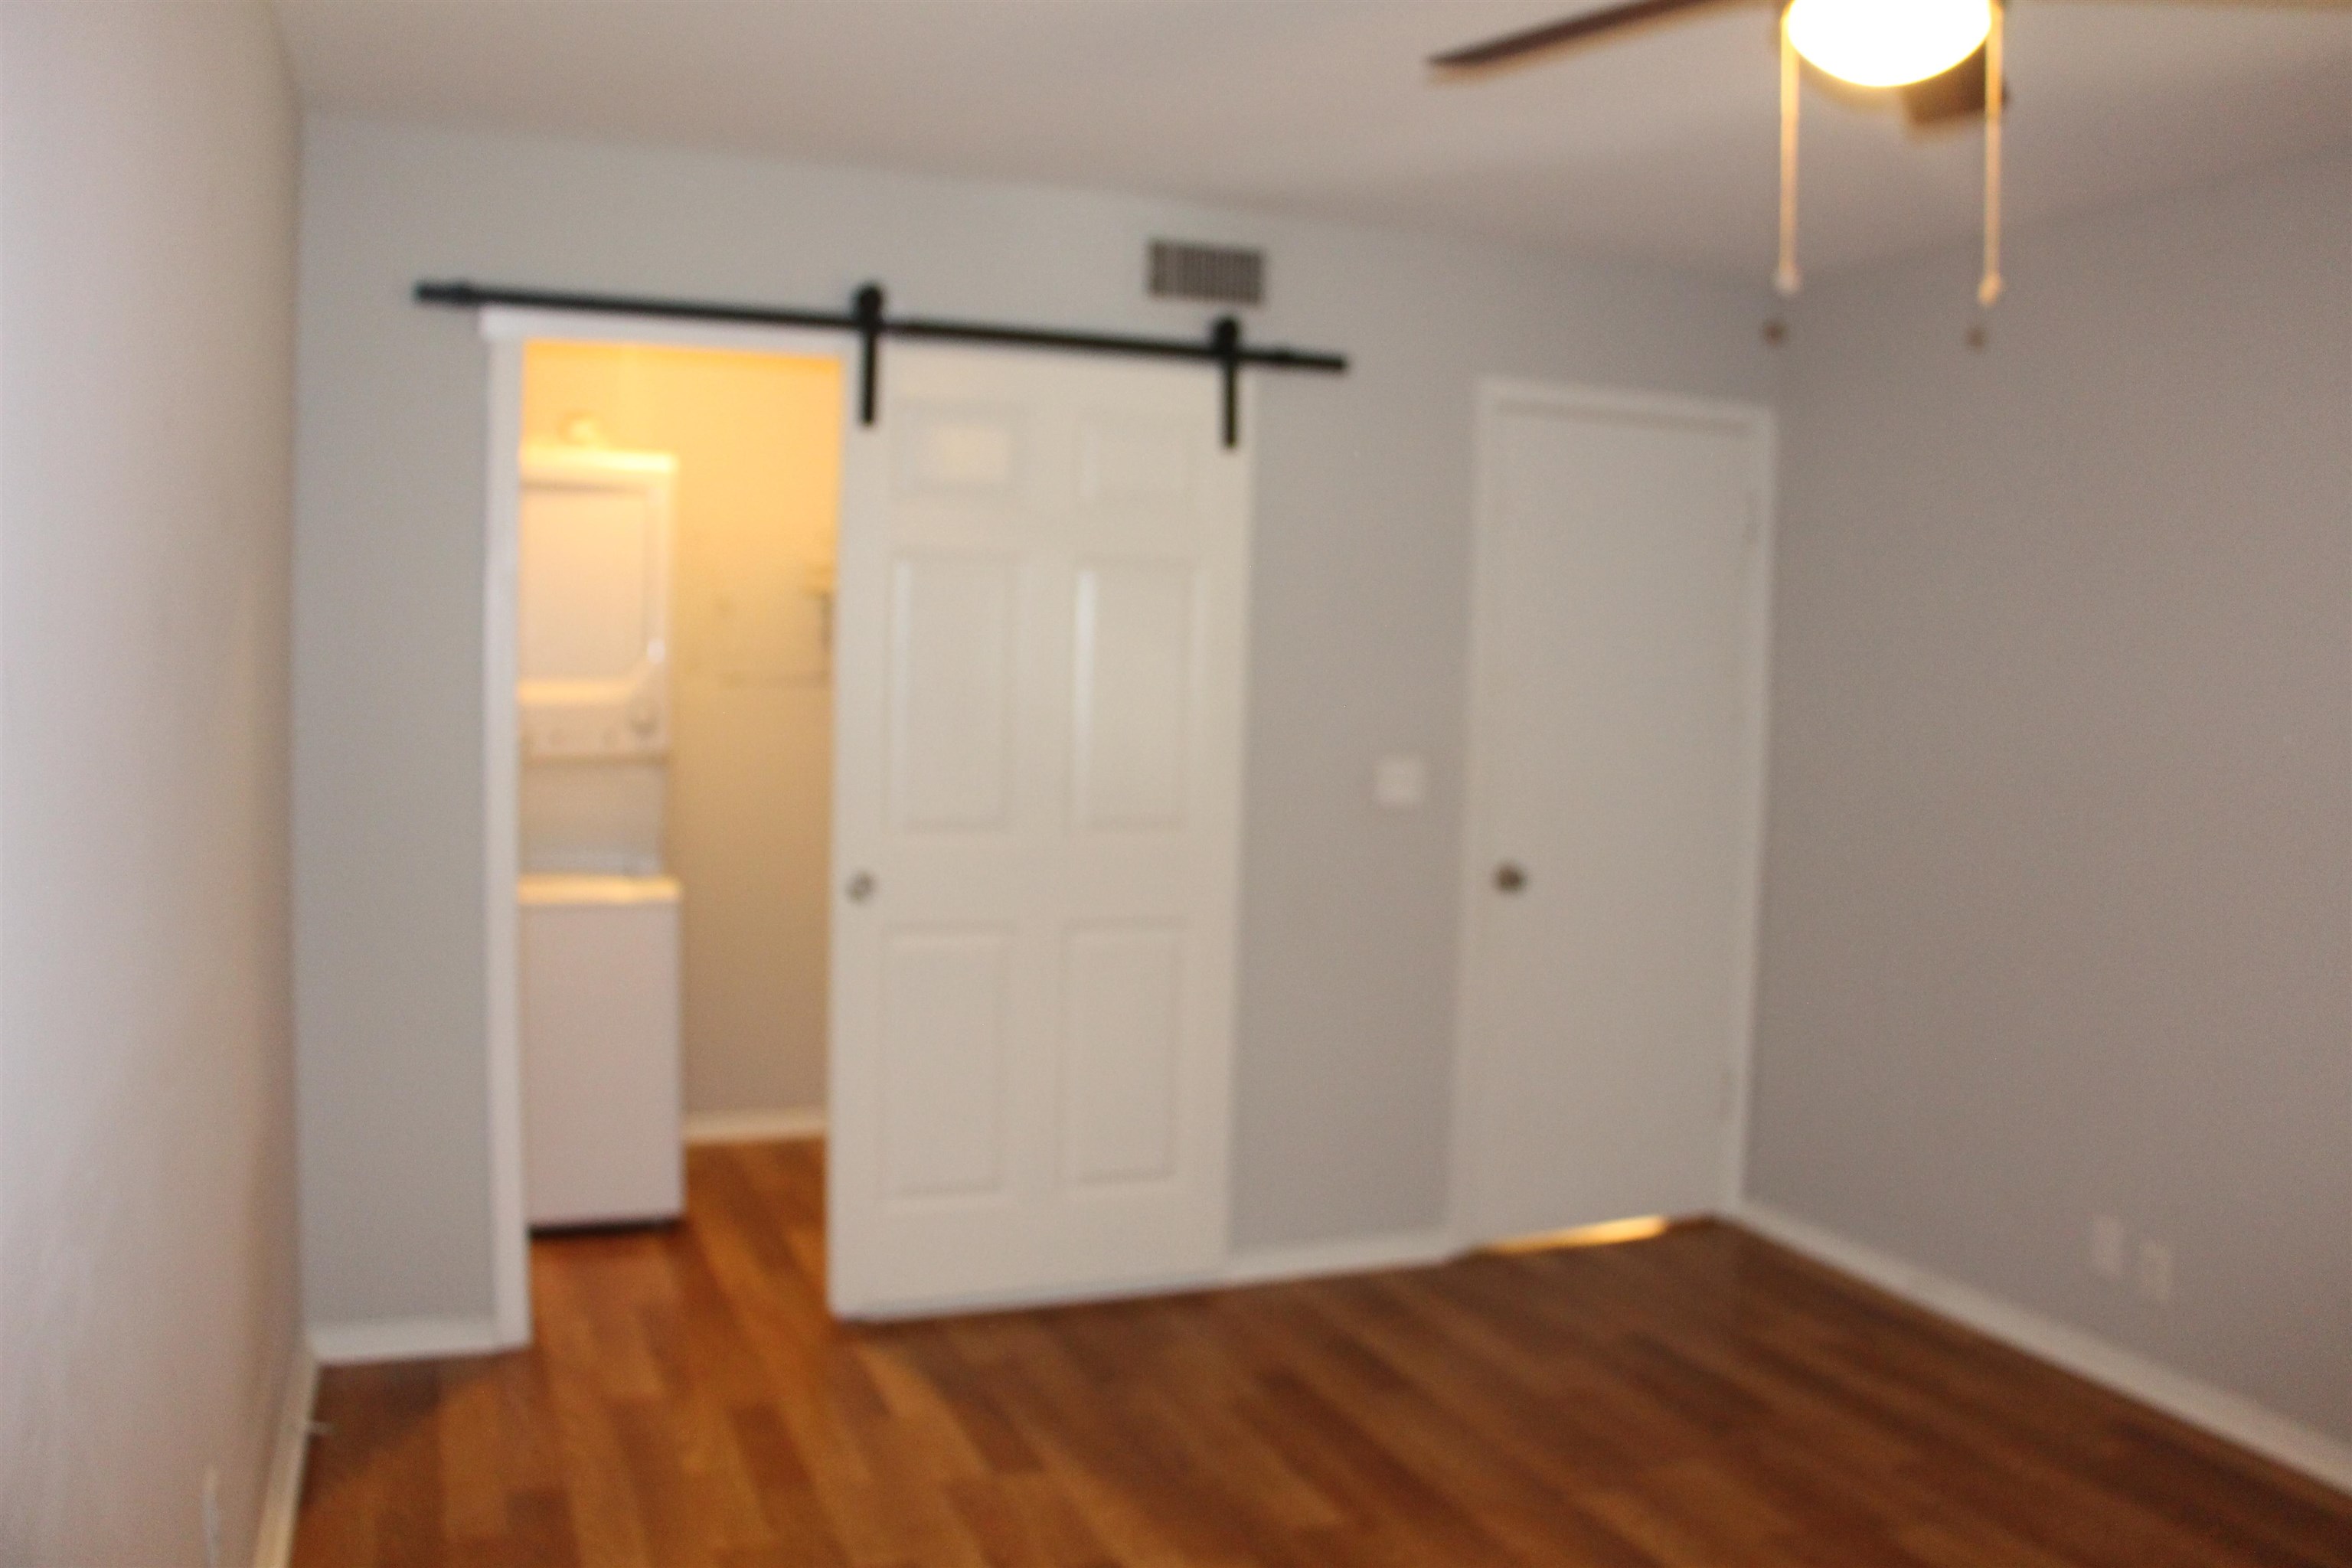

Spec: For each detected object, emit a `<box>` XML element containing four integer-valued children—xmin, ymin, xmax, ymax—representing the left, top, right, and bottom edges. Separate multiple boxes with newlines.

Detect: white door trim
<box><xmin>475</xmin><ymin>306</ymin><xmax>854</xmax><ymax>1345</ymax></box>
<box><xmin>1448</xmin><ymin>377</ymin><xmax>1777</xmax><ymax>1249</ymax></box>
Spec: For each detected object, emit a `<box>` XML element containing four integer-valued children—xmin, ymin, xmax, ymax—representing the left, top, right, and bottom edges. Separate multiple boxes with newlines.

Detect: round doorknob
<box><xmin>1494</xmin><ymin>862</ymin><xmax>1527</xmax><ymax>893</ymax></box>
<box><xmin>845</xmin><ymin>871</ymin><xmax>877</xmax><ymax>903</ymax></box>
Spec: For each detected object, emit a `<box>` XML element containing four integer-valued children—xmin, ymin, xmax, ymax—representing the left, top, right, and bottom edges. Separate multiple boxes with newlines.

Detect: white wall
<box><xmin>0</xmin><ymin>5</ymin><xmax>302</xmax><ymax>1563</ymax></box>
<box><xmin>1753</xmin><ymin>149</ymin><xmax>2352</xmax><ymax>1446</ymax></box>
<box><xmin>292</xmin><ymin>115</ymin><xmax>1775</xmax><ymax>1330</ymax></box>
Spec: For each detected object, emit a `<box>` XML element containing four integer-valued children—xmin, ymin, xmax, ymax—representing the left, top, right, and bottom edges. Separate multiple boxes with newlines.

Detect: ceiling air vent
<box><xmin>1148</xmin><ymin>240</ymin><xmax>1265</xmax><ymax>308</ymax></box>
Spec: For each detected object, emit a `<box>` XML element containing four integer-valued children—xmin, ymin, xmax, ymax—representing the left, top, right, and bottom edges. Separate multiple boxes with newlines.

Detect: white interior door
<box><xmin>828</xmin><ymin>344</ymin><xmax>1250</xmax><ymax>1315</ymax></box>
<box><xmin>1457</xmin><ymin>382</ymin><xmax>1772</xmax><ymax>1244</ymax></box>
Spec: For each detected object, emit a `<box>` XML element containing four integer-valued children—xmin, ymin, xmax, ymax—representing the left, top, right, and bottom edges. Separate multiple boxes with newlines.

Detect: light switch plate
<box><xmin>1374</xmin><ymin>754</ymin><xmax>1428</xmax><ymax>810</ymax></box>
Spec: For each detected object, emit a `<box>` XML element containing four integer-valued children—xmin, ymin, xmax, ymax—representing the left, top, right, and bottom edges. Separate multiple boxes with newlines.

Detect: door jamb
<box><xmin>1447</xmin><ymin>377</ymin><xmax>1777</xmax><ymax>1252</ymax></box>
<box><xmin>475</xmin><ymin>307</ymin><xmax>854</xmax><ymax>1345</ymax></box>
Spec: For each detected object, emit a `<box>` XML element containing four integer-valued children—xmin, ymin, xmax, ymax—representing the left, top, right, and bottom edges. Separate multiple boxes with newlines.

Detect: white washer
<box><xmin>519</xmin><ymin>874</ymin><xmax>683</xmax><ymax>1227</ymax></box>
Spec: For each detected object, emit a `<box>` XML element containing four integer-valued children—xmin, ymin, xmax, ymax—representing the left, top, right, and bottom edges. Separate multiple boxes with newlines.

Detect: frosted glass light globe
<box><xmin>1785</xmin><ymin>0</ymin><xmax>1994</xmax><ymax>89</ymax></box>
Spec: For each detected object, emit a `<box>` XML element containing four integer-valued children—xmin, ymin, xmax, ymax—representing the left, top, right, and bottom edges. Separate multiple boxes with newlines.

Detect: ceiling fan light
<box><xmin>1784</xmin><ymin>0</ymin><xmax>1993</xmax><ymax>90</ymax></box>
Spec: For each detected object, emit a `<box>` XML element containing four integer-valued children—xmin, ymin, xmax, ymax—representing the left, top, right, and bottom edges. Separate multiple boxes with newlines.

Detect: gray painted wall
<box><xmin>0</xmin><ymin>5</ymin><xmax>302</xmax><ymax>1563</ymax></box>
<box><xmin>291</xmin><ymin>115</ymin><xmax>1775</xmax><ymax>1328</ymax></box>
<box><xmin>1753</xmin><ymin>149</ymin><xmax>2352</xmax><ymax>1444</ymax></box>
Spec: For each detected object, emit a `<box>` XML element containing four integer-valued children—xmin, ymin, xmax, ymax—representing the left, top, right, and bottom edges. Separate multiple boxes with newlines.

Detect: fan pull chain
<box><xmin>1776</xmin><ymin>11</ymin><xmax>1802</xmax><ymax>298</ymax></box>
<box><xmin>1979</xmin><ymin>0</ymin><xmax>2005</xmax><ymax>309</ymax></box>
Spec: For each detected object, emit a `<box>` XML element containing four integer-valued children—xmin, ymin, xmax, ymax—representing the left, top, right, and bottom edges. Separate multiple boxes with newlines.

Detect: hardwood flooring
<box><xmin>293</xmin><ymin>1141</ymin><xmax>2352</xmax><ymax>1566</ymax></box>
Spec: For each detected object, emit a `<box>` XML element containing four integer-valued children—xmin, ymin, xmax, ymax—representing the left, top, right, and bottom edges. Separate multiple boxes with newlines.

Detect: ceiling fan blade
<box><xmin>2040</xmin><ymin>0</ymin><xmax>2351</xmax><ymax>7</ymax></box>
<box><xmin>1429</xmin><ymin>0</ymin><xmax>1753</xmax><ymax>72</ymax></box>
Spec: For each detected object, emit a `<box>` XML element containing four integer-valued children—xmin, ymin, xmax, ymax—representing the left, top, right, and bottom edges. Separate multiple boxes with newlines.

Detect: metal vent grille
<box><xmin>1148</xmin><ymin>241</ymin><xmax>1265</xmax><ymax>307</ymax></box>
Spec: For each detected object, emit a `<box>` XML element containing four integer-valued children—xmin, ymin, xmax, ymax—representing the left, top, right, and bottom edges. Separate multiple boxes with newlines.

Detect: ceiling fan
<box><xmin>1432</xmin><ymin>0</ymin><xmax>2338</xmax><ymax>331</ymax></box>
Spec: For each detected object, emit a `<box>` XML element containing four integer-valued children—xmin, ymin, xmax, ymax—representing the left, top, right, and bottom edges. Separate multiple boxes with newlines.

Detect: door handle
<box><xmin>845</xmin><ymin>871</ymin><xmax>877</xmax><ymax>903</ymax></box>
<box><xmin>1494</xmin><ymin>862</ymin><xmax>1527</xmax><ymax>893</ymax></box>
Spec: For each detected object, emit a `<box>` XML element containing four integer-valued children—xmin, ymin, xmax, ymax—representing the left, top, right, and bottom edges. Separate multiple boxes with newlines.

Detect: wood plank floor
<box><xmin>293</xmin><ymin>1141</ymin><xmax>2352</xmax><ymax>1567</ymax></box>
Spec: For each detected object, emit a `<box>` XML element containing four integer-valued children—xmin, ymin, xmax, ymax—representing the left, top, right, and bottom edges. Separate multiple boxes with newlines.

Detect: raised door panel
<box><xmin>888</xmin><ymin>556</ymin><xmax>1016</xmax><ymax>831</ymax></box>
<box><xmin>1073</xmin><ymin>563</ymin><xmax>1198</xmax><ymax>830</ymax></box>
<box><xmin>893</xmin><ymin>404</ymin><xmax>1024</xmax><ymax>501</ymax></box>
<box><xmin>879</xmin><ymin>927</ymin><xmax>1013</xmax><ymax>1201</ymax></box>
<box><xmin>1061</xmin><ymin>925</ymin><xmax>1185</xmax><ymax>1187</ymax></box>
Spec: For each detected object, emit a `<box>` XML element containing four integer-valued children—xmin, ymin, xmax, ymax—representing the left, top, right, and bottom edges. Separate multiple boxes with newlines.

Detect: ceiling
<box><xmin>273</xmin><ymin>0</ymin><xmax>2352</xmax><ymax>281</ymax></box>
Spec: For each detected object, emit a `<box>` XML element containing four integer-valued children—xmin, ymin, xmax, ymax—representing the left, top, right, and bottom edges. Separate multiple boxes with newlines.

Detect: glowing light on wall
<box><xmin>1488</xmin><ymin>1215</ymin><xmax>1674</xmax><ymax>1255</ymax></box>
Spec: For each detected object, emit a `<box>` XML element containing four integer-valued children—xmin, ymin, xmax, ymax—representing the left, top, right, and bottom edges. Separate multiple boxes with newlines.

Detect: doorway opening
<box><xmin>481</xmin><ymin>312</ymin><xmax>853</xmax><ymax>1340</ymax></box>
<box><xmin>512</xmin><ymin>338</ymin><xmax>844</xmax><ymax>1233</ymax></box>
<box><xmin>479</xmin><ymin>312</ymin><xmax>1254</xmax><ymax>1339</ymax></box>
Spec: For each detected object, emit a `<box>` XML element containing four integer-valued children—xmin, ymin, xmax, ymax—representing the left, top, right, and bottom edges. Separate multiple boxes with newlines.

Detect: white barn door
<box><xmin>828</xmin><ymin>345</ymin><xmax>1251</xmax><ymax>1315</ymax></box>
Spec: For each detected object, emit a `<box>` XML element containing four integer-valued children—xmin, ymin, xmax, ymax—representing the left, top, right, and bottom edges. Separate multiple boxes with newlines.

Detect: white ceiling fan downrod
<box><xmin>1777</xmin><ymin>11</ymin><xmax>1802</xmax><ymax>299</ymax></box>
<box><xmin>1980</xmin><ymin>0</ymin><xmax>2006</xmax><ymax>311</ymax></box>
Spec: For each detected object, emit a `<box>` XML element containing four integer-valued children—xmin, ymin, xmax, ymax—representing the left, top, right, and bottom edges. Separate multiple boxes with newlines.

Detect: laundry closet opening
<box><xmin>480</xmin><ymin>308</ymin><xmax>1256</xmax><ymax>1328</ymax></box>
<box><xmin>514</xmin><ymin>339</ymin><xmax>844</xmax><ymax>1230</ymax></box>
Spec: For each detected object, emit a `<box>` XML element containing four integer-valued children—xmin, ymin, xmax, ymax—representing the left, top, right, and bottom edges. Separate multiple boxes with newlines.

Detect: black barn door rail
<box><xmin>414</xmin><ymin>279</ymin><xmax>1348</xmax><ymax>448</ymax></box>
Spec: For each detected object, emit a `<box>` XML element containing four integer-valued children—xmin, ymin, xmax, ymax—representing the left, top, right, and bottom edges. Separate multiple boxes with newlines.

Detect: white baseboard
<box><xmin>684</xmin><ymin>1106</ymin><xmax>826</xmax><ymax>1145</ymax></box>
<box><xmin>308</xmin><ymin>1313</ymin><xmax>508</xmax><ymax>1367</ymax></box>
<box><xmin>1222</xmin><ymin>1228</ymin><xmax>1460</xmax><ymax>1289</ymax></box>
<box><xmin>250</xmin><ymin>1338</ymin><xmax>318</xmax><ymax>1568</ymax></box>
<box><xmin>1736</xmin><ymin>1200</ymin><xmax>2352</xmax><ymax>1496</ymax></box>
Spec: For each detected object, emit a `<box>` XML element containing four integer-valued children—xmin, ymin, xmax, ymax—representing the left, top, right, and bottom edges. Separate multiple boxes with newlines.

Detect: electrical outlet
<box><xmin>2135</xmin><ymin>1240</ymin><xmax>2174</xmax><ymax>1306</ymax></box>
<box><xmin>2090</xmin><ymin>1214</ymin><xmax>2126</xmax><ymax>1280</ymax></box>
<box><xmin>201</xmin><ymin>1466</ymin><xmax>221</xmax><ymax>1568</ymax></box>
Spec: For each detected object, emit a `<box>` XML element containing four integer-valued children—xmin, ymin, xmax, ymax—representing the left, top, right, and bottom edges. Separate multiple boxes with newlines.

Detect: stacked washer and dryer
<box><xmin>515</xmin><ymin>444</ymin><xmax>684</xmax><ymax>1227</ymax></box>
